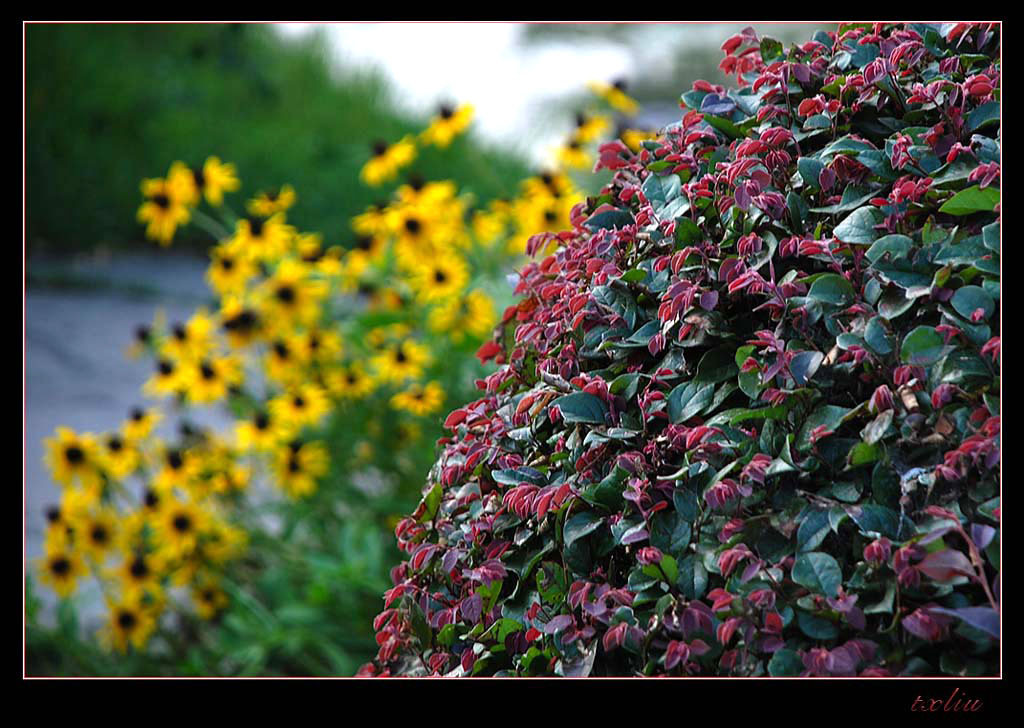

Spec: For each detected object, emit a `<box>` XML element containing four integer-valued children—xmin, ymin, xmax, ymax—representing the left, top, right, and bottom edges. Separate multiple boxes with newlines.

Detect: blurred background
<box><xmin>25</xmin><ymin>21</ymin><xmax>829</xmax><ymax>675</ymax></box>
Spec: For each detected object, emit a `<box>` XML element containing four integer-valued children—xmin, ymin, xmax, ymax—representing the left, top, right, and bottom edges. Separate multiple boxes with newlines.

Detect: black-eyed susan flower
<box><xmin>160</xmin><ymin>310</ymin><xmax>217</xmax><ymax>363</ymax></box>
<box><xmin>153</xmin><ymin>496</ymin><xmax>207</xmax><ymax>558</ymax></box>
<box><xmin>522</xmin><ymin>170</ymin><xmax>576</xmax><ymax>202</ymax></box>
<box><xmin>360</xmin><ymin>136</ymin><xmax>417</xmax><ymax>187</ymax></box>
<box><xmin>122</xmin><ymin>406</ymin><xmax>161</xmax><ymax>443</ymax></box>
<box><xmin>191</xmin><ymin>577</ymin><xmax>229</xmax><ymax>619</ymax></box>
<box><xmin>574</xmin><ymin>111</ymin><xmax>612</xmax><ymax>143</ymax></box>
<box><xmin>298</xmin><ymin>327</ymin><xmax>343</xmax><ymax>365</ymax></box>
<box><xmin>196</xmin><ymin>156</ymin><xmax>241</xmax><ymax>207</ymax></box>
<box><xmin>151</xmin><ymin>445</ymin><xmax>200</xmax><ymax>494</ymax></box>
<box><xmin>325</xmin><ymin>361</ymin><xmax>377</xmax><ymax>401</ymax></box>
<box><xmin>556</xmin><ymin>134</ymin><xmax>591</xmax><ymax>170</ymax></box>
<box><xmin>43</xmin><ymin>504</ymin><xmax>73</xmax><ymax>553</ymax></box>
<box><xmin>38</xmin><ymin>547</ymin><xmax>87</xmax><ymax>599</ymax></box>
<box><xmin>143</xmin><ymin>357</ymin><xmax>186</xmax><ymax>399</ymax></box>
<box><xmin>206</xmin><ymin>242</ymin><xmax>256</xmax><ymax>297</ymax></box>
<box><xmin>44</xmin><ymin>426</ymin><xmax>102</xmax><ymax>492</ymax></box>
<box><xmin>352</xmin><ymin>202</ymin><xmax>392</xmax><ymax>239</ymax></box>
<box><xmin>211</xmin><ymin>463</ymin><xmax>250</xmax><ymax>495</ymax></box>
<box><xmin>103</xmin><ymin>596</ymin><xmax>157</xmax><ymax>653</ymax></box>
<box><xmin>390</xmin><ymin>380</ymin><xmax>445</xmax><ymax>417</ymax></box>
<box><xmin>73</xmin><ymin>507</ymin><xmax>119</xmax><ymax>564</ymax></box>
<box><xmin>110</xmin><ymin>551</ymin><xmax>163</xmax><ymax>600</ymax></box>
<box><xmin>370</xmin><ymin>338</ymin><xmax>431</xmax><ymax>385</ymax></box>
<box><xmin>247</xmin><ymin>184</ymin><xmax>296</xmax><ymax>217</ymax></box>
<box><xmin>181</xmin><ymin>355</ymin><xmax>243</xmax><ymax>405</ymax></box>
<box><xmin>235</xmin><ymin>408</ymin><xmax>286</xmax><ymax>454</ymax></box>
<box><xmin>588</xmin><ymin>78</ymin><xmax>640</xmax><ymax>115</ymax></box>
<box><xmin>620</xmin><ymin>128</ymin><xmax>659</xmax><ymax>153</ymax></box>
<box><xmin>201</xmin><ymin>519</ymin><xmax>247</xmax><ymax>565</ymax></box>
<box><xmin>264</xmin><ymin>335</ymin><xmax>304</xmax><ymax>386</ymax></box>
<box><xmin>137</xmin><ymin>177</ymin><xmax>191</xmax><ymax>246</ymax></box>
<box><xmin>219</xmin><ymin>296</ymin><xmax>263</xmax><ymax>350</ymax></box>
<box><xmin>272</xmin><ymin>440</ymin><xmax>329</xmax><ymax>499</ymax></box>
<box><xmin>407</xmin><ymin>252</ymin><xmax>469</xmax><ymax>303</ymax></box>
<box><xmin>258</xmin><ymin>259</ymin><xmax>328</xmax><ymax>331</ymax></box>
<box><xmin>427</xmin><ymin>288</ymin><xmax>498</xmax><ymax>343</ymax></box>
<box><xmin>471</xmin><ymin>198</ymin><xmax>513</xmax><ymax>247</ymax></box>
<box><xmin>99</xmin><ymin>432</ymin><xmax>141</xmax><ymax>480</ymax></box>
<box><xmin>227</xmin><ymin>213</ymin><xmax>294</xmax><ymax>263</ymax></box>
<box><xmin>268</xmin><ymin>383</ymin><xmax>331</xmax><ymax>435</ymax></box>
<box><xmin>420</xmin><ymin>103</ymin><xmax>474</xmax><ymax>148</ymax></box>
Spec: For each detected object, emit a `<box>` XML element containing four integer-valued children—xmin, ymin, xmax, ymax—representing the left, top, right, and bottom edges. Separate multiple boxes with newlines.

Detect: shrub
<box><xmin>365</xmin><ymin>22</ymin><xmax>1000</xmax><ymax>677</ymax></box>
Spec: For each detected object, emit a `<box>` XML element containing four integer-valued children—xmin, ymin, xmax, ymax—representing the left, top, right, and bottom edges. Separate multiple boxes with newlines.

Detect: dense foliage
<box><xmin>366</xmin><ymin>22</ymin><xmax>1000</xmax><ymax>677</ymax></box>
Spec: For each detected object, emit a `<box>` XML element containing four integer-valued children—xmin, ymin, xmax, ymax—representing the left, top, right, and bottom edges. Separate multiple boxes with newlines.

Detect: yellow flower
<box><xmin>472</xmin><ymin>199</ymin><xmax>512</xmax><ymax>247</ymax></box>
<box><xmin>573</xmin><ymin>111</ymin><xmax>612</xmax><ymax>143</ymax></box>
<box><xmin>137</xmin><ymin>177</ymin><xmax>191</xmax><ymax>246</ymax></box>
<box><xmin>181</xmin><ymin>355</ymin><xmax>243</xmax><ymax>405</ymax></box>
<box><xmin>588</xmin><ymin>79</ymin><xmax>640</xmax><ymax>115</ymax></box>
<box><xmin>521</xmin><ymin>170</ymin><xmax>576</xmax><ymax>202</ymax></box>
<box><xmin>428</xmin><ymin>289</ymin><xmax>498</xmax><ymax>343</ymax></box>
<box><xmin>211</xmin><ymin>463</ymin><xmax>250</xmax><ymax>495</ymax></box>
<box><xmin>352</xmin><ymin>202</ymin><xmax>392</xmax><ymax>239</ymax></box>
<box><xmin>325</xmin><ymin>361</ymin><xmax>377</xmax><ymax>400</ymax></box>
<box><xmin>556</xmin><ymin>134</ymin><xmax>591</xmax><ymax>170</ymax></box>
<box><xmin>44</xmin><ymin>426</ymin><xmax>102</xmax><ymax>492</ymax></box>
<box><xmin>202</xmin><ymin>519</ymin><xmax>248</xmax><ymax>564</ymax></box>
<box><xmin>151</xmin><ymin>445</ymin><xmax>200</xmax><ymax>494</ymax></box>
<box><xmin>191</xmin><ymin>577</ymin><xmax>229</xmax><ymax>619</ymax></box>
<box><xmin>258</xmin><ymin>259</ymin><xmax>329</xmax><ymax>332</ymax></box>
<box><xmin>38</xmin><ymin>547</ymin><xmax>87</xmax><ymax>599</ymax></box>
<box><xmin>227</xmin><ymin>213</ymin><xmax>294</xmax><ymax>263</ymax></box>
<box><xmin>247</xmin><ymin>184</ymin><xmax>296</xmax><ymax>217</ymax></box>
<box><xmin>268</xmin><ymin>383</ymin><xmax>331</xmax><ymax>434</ymax></box>
<box><xmin>109</xmin><ymin>551</ymin><xmax>163</xmax><ymax>601</ymax></box>
<box><xmin>390</xmin><ymin>380</ymin><xmax>445</xmax><ymax>417</ymax></box>
<box><xmin>160</xmin><ymin>310</ymin><xmax>217</xmax><ymax>363</ymax></box>
<box><xmin>272</xmin><ymin>440</ymin><xmax>329</xmax><ymax>499</ymax></box>
<box><xmin>103</xmin><ymin>596</ymin><xmax>157</xmax><ymax>653</ymax></box>
<box><xmin>370</xmin><ymin>339</ymin><xmax>431</xmax><ymax>385</ymax></box>
<box><xmin>196</xmin><ymin>156</ymin><xmax>241</xmax><ymax>206</ymax></box>
<box><xmin>235</xmin><ymin>408</ymin><xmax>287</xmax><ymax>453</ymax></box>
<box><xmin>219</xmin><ymin>296</ymin><xmax>264</xmax><ymax>350</ymax></box>
<box><xmin>143</xmin><ymin>356</ymin><xmax>187</xmax><ymax>399</ymax></box>
<box><xmin>360</xmin><ymin>136</ymin><xmax>417</xmax><ymax>186</ymax></box>
<box><xmin>122</xmin><ymin>406</ymin><xmax>161</xmax><ymax>443</ymax></box>
<box><xmin>407</xmin><ymin>252</ymin><xmax>470</xmax><ymax>304</ymax></box>
<box><xmin>153</xmin><ymin>496</ymin><xmax>208</xmax><ymax>558</ymax></box>
<box><xmin>206</xmin><ymin>242</ymin><xmax>256</xmax><ymax>297</ymax></box>
<box><xmin>621</xmin><ymin>128</ymin><xmax>659</xmax><ymax>153</ymax></box>
<box><xmin>264</xmin><ymin>335</ymin><xmax>305</xmax><ymax>386</ymax></box>
<box><xmin>99</xmin><ymin>432</ymin><xmax>141</xmax><ymax>480</ymax></box>
<box><xmin>420</xmin><ymin>104</ymin><xmax>474</xmax><ymax>148</ymax></box>
<box><xmin>71</xmin><ymin>507</ymin><xmax>120</xmax><ymax>565</ymax></box>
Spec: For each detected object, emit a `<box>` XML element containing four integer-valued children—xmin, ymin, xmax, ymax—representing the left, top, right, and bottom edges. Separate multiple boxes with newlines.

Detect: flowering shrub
<box><xmin>32</xmin><ymin>81</ymin><xmax>641</xmax><ymax>674</ymax></box>
<box><xmin>365</xmin><ymin>22</ymin><xmax>1000</xmax><ymax>677</ymax></box>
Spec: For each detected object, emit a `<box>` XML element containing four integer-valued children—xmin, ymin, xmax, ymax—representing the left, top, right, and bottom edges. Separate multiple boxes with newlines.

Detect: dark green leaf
<box><xmin>938</xmin><ymin>185</ymin><xmax>1000</xmax><ymax>216</ymax></box>
<box><xmin>900</xmin><ymin>326</ymin><xmax>945</xmax><ymax>367</ymax></box>
<box><xmin>833</xmin><ymin>206</ymin><xmax>883</xmax><ymax>244</ymax></box>
<box><xmin>792</xmin><ymin>552</ymin><xmax>843</xmax><ymax>597</ymax></box>
<box><xmin>551</xmin><ymin>391</ymin><xmax>608</xmax><ymax>424</ymax></box>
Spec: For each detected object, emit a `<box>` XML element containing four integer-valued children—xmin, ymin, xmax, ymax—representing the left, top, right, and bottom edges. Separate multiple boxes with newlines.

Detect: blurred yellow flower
<box><xmin>360</xmin><ymin>136</ymin><xmax>417</xmax><ymax>186</ymax></box>
<box><xmin>137</xmin><ymin>177</ymin><xmax>190</xmax><ymax>246</ymax></box>
<box><xmin>247</xmin><ymin>184</ymin><xmax>296</xmax><ymax>217</ymax></box>
<box><xmin>272</xmin><ymin>440</ymin><xmax>329</xmax><ymax>499</ymax></box>
<box><xmin>206</xmin><ymin>243</ymin><xmax>256</xmax><ymax>297</ymax></box>
<box><xmin>228</xmin><ymin>213</ymin><xmax>294</xmax><ymax>263</ymax></box>
<box><xmin>390</xmin><ymin>380</ymin><xmax>445</xmax><ymax>417</ymax></box>
<box><xmin>370</xmin><ymin>338</ymin><xmax>431</xmax><ymax>385</ymax></box>
<box><xmin>428</xmin><ymin>289</ymin><xmax>498</xmax><ymax>343</ymax></box>
<box><xmin>38</xmin><ymin>547</ymin><xmax>87</xmax><ymax>599</ymax></box>
<box><xmin>45</xmin><ymin>426</ymin><xmax>102</xmax><ymax>492</ymax></box>
<box><xmin>588</xmin><ymin>79</ymin><xmax>640</xmax><ymax>115</ymax></box>
<box><xmin>420</xmin><ymin>104</ymin><xmax>474</xmax><ymax>148</ymax></box>
<box><xmin>407</xmin><ymin>252</ymin><xmax>469</xmax><ymax>303</ymax></box>
<box><xmin>103</xmin><ymin>596</ymin><xmax>157</xmax><ymax>653</ymax></box>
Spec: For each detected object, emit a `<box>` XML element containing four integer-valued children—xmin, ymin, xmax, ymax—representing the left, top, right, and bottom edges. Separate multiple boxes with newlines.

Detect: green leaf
<box><xmin>674</xmin><ymin>217</ymin><xmax>702</xmax><ymax>245</ymax></box>
<box><xmin>863</xmin><ymin>316</ymin><xmax>894</xmax><ymax>355</ymax></box>
<box><xmin>807</xmin><ymin>273</ymin><xmax>855</xmax><ymax>306</ymax></box>
<box><xmin>789</xmin><ymin>350</ymin><xmax>824</xmax><ymax>386</ymax></box>
<box><xmin>667</xmin><ymin>381</ymin><xmax>715</xmax><ymax>423</ymax></box>
<box><xmin>768</xmin><ymin>649</ymin><xmax>804</xmax><ymax>677</ymax></box>
<box><xmin>563</xmin><ymin>511</ymin><xmax>606</xmax><ymax>549</ymax></box>
<box><xmin>809</xmin><ymin>185</ymin><xmax>877</xmax><ymax>215</ymax></box>
<box><xmin>798</xmin><ymin>157</ymin><xmax>824</xmax><ymax>188</ymax></box>
<box><xmin>982</xmin><ymin>221</ymin><xmax>999</xmax><ymax>252</ymax></box>
<box><xmin>650</xmin><ymin>510</ymin><xmax>692</xmax><ymax>560</ymax></box>
<box><xmin>642</xmin><ymin>173</ymin><xmax>682</xmax><ymax>214</ymax></box>
<box><xmin>417</xmin><ymin>483</ymin><xmax>443</xmax><ymax>524</ymax></box>
<box><xmin>551</xmin><ymin>391</ymin><xmax>608</xmax><ymax>424</ymax></box>
<box><xmin>797</xmin><ymin>404</ymin><xmax>852</xmax><ymax>452</ymax></box>
<box><xmin>797</xmin><ymin>509</ymin><xmax>830</xmax><ymax>552</ymax></box>
<box><xmin>861</xmin><ymin>409</ymin><xmax>894</xmax><ymax>445</ymax></box>
<box><xmin>609</xmin><ymin>372</ymin><xmax>642</xmax><ymax>400</ymax></box>
<box><xmin>877</xmin><ymin>286</ymin><xmax>915</xmax><ymax>320</ymax></box>
<box><xmin>951</xmin><ymin>285</ymin><xmax>995</xmax><ymax>322</ymax></box>
<box><xmin>865</xmin><ymin>234</ymin><xmax>913</xmax><ymax>264</ymax></box>
<box><xmin>760</xmin><ymin>36</ymin><xmax>784</xmax><ymax>63</ymax></box>
<box><xmin>677</xmin><ymin>555</ymin><xmax>708</xmax><ymax>600</ymax></box>
<box><xmin>792</xmin><ymin>552</ymin><xmax>843</xmax><ymax>597</ymax></box>
<box><xmin>939</xmin><ymin>185</ymin><xmax>1000</xmax><ymax>216</ymax></box>
<box><xmin>695</xmin><ymin>345</ymin><xmax>739</xmax><ymax>385</ymax></box>
<box><xmin>846</xmin><ymin>503</ymin><xmax>901</xmax><ymax>539</ymax></box>
<box><xmin>967</xmin><ymin>101</ymin><xmax>1000</xmax><ymax>133</ymax></box>
<box><xmin>900</xmin><ymin>326</ymin><xmax>945</xmax><ymax>367</ymax></box>
<box><xmin>833</xmin><ymin>206</ymin><xmax>883</xmax><ymax>244</ymax></box>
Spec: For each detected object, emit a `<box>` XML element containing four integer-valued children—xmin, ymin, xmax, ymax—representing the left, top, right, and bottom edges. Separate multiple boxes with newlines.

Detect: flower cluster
<box><xmin>365</xmin><ymin>22</ymin><xmax>1000</xmax><ymax>677</ymax></box>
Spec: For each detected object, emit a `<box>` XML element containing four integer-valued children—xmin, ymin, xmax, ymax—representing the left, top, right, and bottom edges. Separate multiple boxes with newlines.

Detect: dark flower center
<box><xmin>287</xmin><ymin>456</ymin><xmax>302</xmax><ymax>474</ymax></box>
<box><xmin>108</xmin><ymin>436</ymin><xmax>124</xmax><ymax>453</ymax></box>
<box><xmin>539</xmin><ymin>172</ymin><xmax>553</xmax><ymax>186</ymax></box>
<box><xmin>153</xmin><ymin>193</ymin><xmax>170</xmax><ymax>209</ymax></box>
<box><xmin>223</xmin><ymin>310</ymin><xmax>258</xmax><ymax>332</ymax></box>
<box><xmin>51</xmin><ymin>557</ymin><xmax>71</xmax><ymax>576</ymax></box>
<box><xmin>144</xmin><ymin>489</ymin><xmax>160</xmax><ymax>509</ymax></box>
<box><xmin>130</xmin><ymin>557</ymin><xmax>149</xmax><ymax>579</ymax></box>
<box><xmin>309</xmin><ymin>335</ymin><xmax>320</xmax><ymax>351</ymax></box>
<box><xmin>434</xmin><ymin>269</ymin><xmax>448</xmax><ymax>284</ymax></box>
<box><xmin>612</xmin><ymin>78</ymin><xmax>628</xmax><ymax>92</ymax></box>
<box><xmin>395</xmin><ymin>347</ymin><xmax>408</xmax><ymax>364</ymax></box>
<box><xmin>135</xmin><ymin>325</ymin><xmax>151</xmax><ymax>343</ymax></box>
<box><xmin>219</xmin><ymin>257</ymin><xmax>235</xmax><ymax>271</ymax></box>
<box><xmin>575</xmin><ymin>111</ymin><xmax>587</xmax><ymax>127</ymax></box>
<box><xmin>293</xmin><ymin>396</ymin><xmax>306</xmax><ymax>409</ymax></box>
<box><xmin>356</xmin><ymin>235</ymin><xmax>374</xmax><ymax>252</ymax></box>
<box><xmin>172</xmin><ymin>514</ymin><xmax>192</xmax><ymax>533</ymax></box>
<box><xmin>404</xmin><ymin>217</ymin><xmax>422</xmax><ymax>235</ymax></box>
<box><xmin>65</xmin><ymin>445</ymin><xmax>84</xmax><ymax>465</ymax></box>
<box><xmin>273</xmin><ymin>340</ymin><xmax>289</xmax><ymax>359</ymax></box>
<box><xmin>172</xmin><ymin>323</ymin><xmax>187</xmax><ymax>341</ymax></box>
<box><xmin>408</xmin><ymin>173</ymin><xmax>426</xmax><ymax>191</ymax></box>
<box><xmin>275</xmin><ymin>285</ymin><xmax>296</xmax><ymax>304</ymax></box>
<box><xmin>346</xmin><ymin>373</ymin><xmax>358</xmax><ymax>385</ymax></box>
<box><xmin>158</xmin><ymin>359</ymin><xmax>174</xmax><ymax>376</ymax></box>
<box><xmin>248</xmin><ymin>216</ymin><xmax>265</xmax><ymax>237</ymax></box>
<box><xmin>567</xmin><ymin>139</ymin><xmax>581</xmax><ymax>150</ymax></box>
<box><xmin>202</xmin><ymin>589</ymin><xmax>216</xmax><ymax>603</ymax></box>
<box><xmin>168</xmin><ymin>450</ymin><xmax>183</xmax><ymax>470</ymax></box>
<box><xmin>439</xmin><ymin>104</ymin><xmax>455</xmax><ymax>119</ymax></box>
<box><xmin>131</xmin><ymin>407</ymin><xmax>145</xmax><ymax>421</ymax></box>
<box><xmin>200</xmin><ymin>362</ymin><xmax>216</xmax><ymax>380</ymax></box>
<box><xmin>372</xmin><ymin>140</ymin><xmax>388</xmax><ymax>157</ymax></box>
<box><xmin>91</xmin><ymin>525</ymin><xmax>109</xmax><ymax>545</ymax></box>
<box><xmin>254</xmin><ymin>412</ymin><xmax>269</xmax><ymax>430</ymax></box>
<box><xmin>193</xmin><ymin>168</ymin><xmax>205</xmax><ymax>189</ymax></box>
<box><xmin>45</xmin><ymin>506</ymin><xmax>61</xmax><ymax>524</ymax></box>
<box><xmin>544</xmin><ymin>209</ymin><xmax>558</xmax><ymax>224</ymax></box>
<box><xmin>117</xmin><ymin>610</ymin><xmax>138</xmax><ymax>630</ymax></box>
